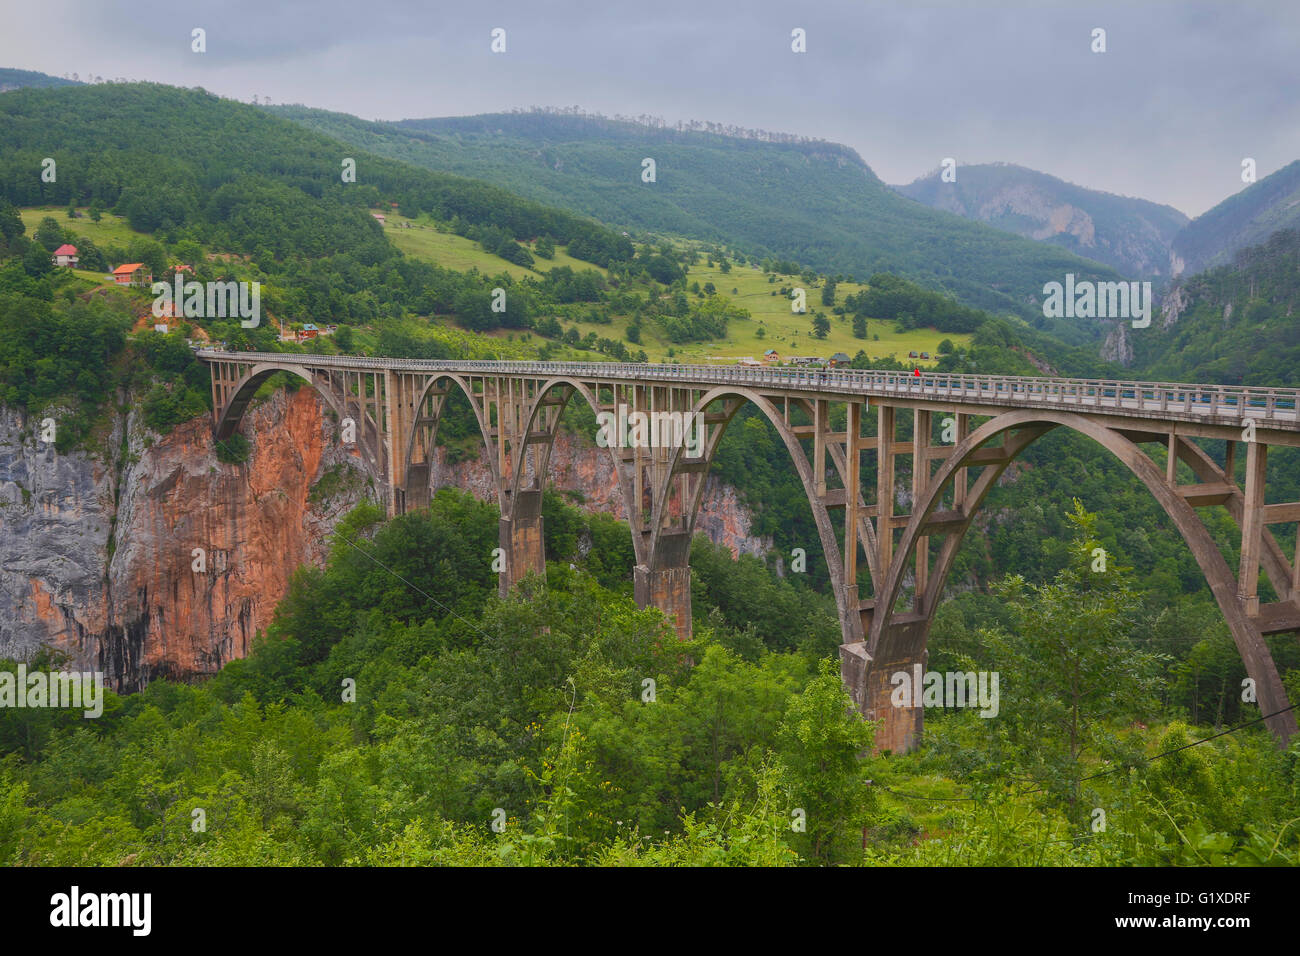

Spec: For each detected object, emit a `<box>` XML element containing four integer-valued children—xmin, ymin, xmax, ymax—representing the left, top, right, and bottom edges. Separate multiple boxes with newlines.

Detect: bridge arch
<box><xmin>213</xmin><ymin>363</ymin><xmax>384</xmax><ymax>479</ymax></box>
<box><xmin>512</xmin><ymin>377</ymin><xmax>648</xmax><ymax>566</ymax></box>
<box><xmin>399</xmin><ymin>370</ymin><xmax>504</xmax><ymax>507</ymax></box>
<box><xmin>871</xmin><ymin>408</ymin><xmax>1296</xmax><ymax>745</ymax></box>
<box><xmin>647</xmin><ymin>385</ymin><xmax>868</xmax><ymax>646</ymax></box>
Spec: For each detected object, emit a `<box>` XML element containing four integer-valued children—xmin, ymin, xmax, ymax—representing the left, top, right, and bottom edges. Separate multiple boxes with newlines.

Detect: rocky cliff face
<box><xmin>0</xmin><ymin>388</ymin><xmax>375</xmax><ymax>690</ymax></box>
<box><xmin>0</xmin><ymin>392</ymin><xmax>769</xmax><ymax>690</ymax></box>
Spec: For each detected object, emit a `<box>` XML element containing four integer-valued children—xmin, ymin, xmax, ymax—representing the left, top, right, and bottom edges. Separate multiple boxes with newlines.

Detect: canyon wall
<box><xmin>0</xmin><ymin>389</ymin><xmax>769</xmax><ymax>690</ymax></box>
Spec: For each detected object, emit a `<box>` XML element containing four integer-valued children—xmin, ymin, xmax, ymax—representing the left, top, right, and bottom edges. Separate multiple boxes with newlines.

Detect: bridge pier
<box><xmin>635</xmin><ymin>531</ymin><xmax>693</xmax><ymax>639</ymax></box>
<box><xmin>499</xmin><ymin>490</ymin><xmax>547</xmax><ymax>596</ymax></box>
<box><xmin>842</xmin><ymin>619</ymin><xmax>928</xmax><ymax>754</ymax></box>
<box><xmin>402</xmin><ymin>463</ymin><xmax>431</xmax><ymax>513</ymax></box>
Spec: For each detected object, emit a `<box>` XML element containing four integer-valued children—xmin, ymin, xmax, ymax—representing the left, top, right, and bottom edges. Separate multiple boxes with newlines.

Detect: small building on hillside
<box><xmin>737</xmin><ymin>356</ymin><xmax>762</xmax><ymax>367</ymax></box>
<box><xmin>920</xmin><ymin>351</ymin><xmax>931</xmax><ymax>360</ymax></box>
<box><xmin>763</xmin><ymin>349</ymin><xmax>781</xmax><ymax>364</ymax></box>
<box><xmin>830</xmin><ymin>352</ymin><xmax>852</xmax><ymax>367</ymax></box>
<box><xmin>52</xmin><ymin>244</ymin><xmax>79</xmax><ymax>268</ymax></box>
<box><xmin>908</xmin><ymin>351</ymin><xmax>919</xmax><ymax>359</ymax></box>
<box><xmin>112</xmin><ymin>263</ymin><xmax>151</xmax><ymax>287</ymax></box>
<box><xmin>371</xmin><ymin>213</ymin><xmax>386</xmax><ymax>225</ymax></box>
<box><xmin>297</xmin><ymin>324</ymin><xmax>320</xmax><ymax>342</ymax></box>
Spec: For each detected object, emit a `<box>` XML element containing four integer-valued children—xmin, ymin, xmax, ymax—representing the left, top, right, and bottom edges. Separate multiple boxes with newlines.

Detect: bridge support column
<box><xmin>635</xmin><ymin>532</ymin><xmax>693</xmax><ymax>639</ymax></box>
<box><xmin>499</xmin><ymin>490</ymin><xmax>546</xmax><ymax>596</ymax></box>
<box><xmin>842</xmin><ymin>619</ymin><xmax>929</xmax><ymax>754</ymax></box>
<box><xmin>403</xmin><ymin>463</ymin><xmax>430</xmax><ymax>513</ymax></box>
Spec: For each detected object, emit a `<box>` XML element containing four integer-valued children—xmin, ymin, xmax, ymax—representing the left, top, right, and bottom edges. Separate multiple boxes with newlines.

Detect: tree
<box><xmin>821</xmin><ymin>278</ymin><xmax>837</xmax><ymax>307</ymax></box>
<box><xmin>938</xmin><ymin>338</ymin><xmax>954</xmax><ymax>354</ymax></box>
<box><xmin>535</xmin><ymin>235</ymin><xmax>555</xmax><ymax>259</ymax></box>
<box><xmin>34</xmin><ymin>217</ymin><xmax>65</xmax><ymax>252</ymax></box>
<box><xmin>811</xmin><ymin>314</ymin><xmax>830</xmax><ymax>339</ymax></box>
<box><xmin>775</xmin><ymin>657</ymin><xmax>875</xmax><ymax>864</ymax></box>
<box><xmin>22</xmin><ymin>242</ymin><xmax>53</xmax><ymax>277</ymax></box>
<box><xmin>852</xmin><ymin>314</ymin><xmax>867</xmax><ymax>339</ymax></box>
<box><xmin>979</xmin><ymin>500</ymin><xmax>1165</xmax><ymax>827</ymax></box>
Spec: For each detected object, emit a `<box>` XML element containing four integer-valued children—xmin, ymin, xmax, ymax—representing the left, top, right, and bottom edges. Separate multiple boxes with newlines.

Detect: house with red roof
<box><xmin>52</xmin><ymin>244</ymin><xmax>79</xmax><ymax>268</ymax></box>
<box><xmin>112</xmin><ymin>263</ymin><xmax>152</xmax><ymax>287</ymax></box>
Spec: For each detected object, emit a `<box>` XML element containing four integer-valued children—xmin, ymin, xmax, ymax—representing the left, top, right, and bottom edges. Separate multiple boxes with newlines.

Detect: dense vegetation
<box><xmin>1</xmin><ymin>491</ymin><xmax>1295</xmax><ymax>866</ymax></box>
<box><xmin>1132</xmin><ymin>228</ymin><xmax>1300</xmax><ymax>386</ymax></box>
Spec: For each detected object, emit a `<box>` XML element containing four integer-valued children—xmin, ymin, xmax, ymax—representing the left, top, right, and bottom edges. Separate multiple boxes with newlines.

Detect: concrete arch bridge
<box><xmin>199</xmin><ymin>350</ymin><xmax>1300</xmax><ymax>751</ymax></box>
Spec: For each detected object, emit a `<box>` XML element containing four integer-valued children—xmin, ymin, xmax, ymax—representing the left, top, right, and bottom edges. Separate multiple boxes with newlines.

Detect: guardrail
<box><xmin>196</xmin><ymin>350</ymin><xmax>1300</xmax><ymax>426</ymax></box>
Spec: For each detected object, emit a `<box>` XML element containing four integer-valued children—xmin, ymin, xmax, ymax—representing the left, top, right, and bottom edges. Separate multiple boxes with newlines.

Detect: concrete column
<box><xmin>841</xmin><ymin>618</ymin><xmax>929</xmax><ymax>755</ymax></box>
<box><xmin>499</xmin><ymin>489</ymin><xmax>546</xmax><ymax>597</ymax></box>
<box><xmin>635</xmin><ymin>531</ymin><xmax>693</xmax><ymax>639</ymax></box>
<box><xmin>1239</xmin><ymin>441</ymin><xmax>1267</xmax><ymax>616</ymax></box>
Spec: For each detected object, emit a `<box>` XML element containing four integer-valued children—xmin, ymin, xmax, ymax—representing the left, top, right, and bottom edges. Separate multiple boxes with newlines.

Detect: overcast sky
<box><xmin>4</xmin><ymin>0</ymin><xmax>1296</xmax><ymax>217</ymax></box>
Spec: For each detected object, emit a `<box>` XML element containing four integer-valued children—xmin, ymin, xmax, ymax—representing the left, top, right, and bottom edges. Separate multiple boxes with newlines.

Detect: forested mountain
<box><xmin>894</xmin><ymin>162</ymin><xmax>1188</xmax><ymax>278</ymax></box>
<box><xmin>1171</xmin><ymin>160</ymin><xmax>1300</xmax><ymax>277</ymax></box>
<box><xmin>274</xmin><ymin>106</ymin><xmax>1128</xmax><ymax>344</ymax></box>
<box><xmin>1130</xmin><ymin>228</ymin><xmax>1300</xmax><ymax>385</ymax></box>
<box><xmin>0</xmin><ymin>84</ymin><xmax>631</xmax><ymax>272</ymax></box>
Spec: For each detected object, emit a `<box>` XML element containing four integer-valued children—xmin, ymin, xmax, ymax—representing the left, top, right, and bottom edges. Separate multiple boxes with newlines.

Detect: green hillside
<box><xmin>1133</xmin><ymin>228</ymin><xmax>1300</xmax><ymax>386</ymax></box>
<box><xmin>273</xmin><ymin>106</ymin><xmax>1128</xmax><ymax>345</ymax></box>
<box><xmin>1171</xmin><ymin>159</ymin><xmax>1300</xmax><ymax>276</ymax></box>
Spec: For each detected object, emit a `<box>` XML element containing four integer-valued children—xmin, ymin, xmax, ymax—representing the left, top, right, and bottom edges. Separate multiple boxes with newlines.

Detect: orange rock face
<box><xmin>1</xmin><ymin>390</ymin><xmax>767</xmax><ymax>691</ymax></box>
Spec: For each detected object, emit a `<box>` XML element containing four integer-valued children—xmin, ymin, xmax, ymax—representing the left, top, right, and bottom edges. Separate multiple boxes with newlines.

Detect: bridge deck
<box><xmin>196</xmin><ymin>350</ymin><xmax>1300</xmax><ymax>431</ymax></box>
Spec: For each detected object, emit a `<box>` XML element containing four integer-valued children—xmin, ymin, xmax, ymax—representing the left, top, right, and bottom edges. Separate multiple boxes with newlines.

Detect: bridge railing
<box><xmin>195</xmin><ymin>350</ymin><xmax>1300</xmax><ymax>425</ymax></box>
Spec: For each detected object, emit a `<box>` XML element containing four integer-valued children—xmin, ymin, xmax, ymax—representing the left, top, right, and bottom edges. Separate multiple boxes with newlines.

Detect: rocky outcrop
<box><xmin>1161</xmin><ymin>283</ymin><xmax>1192</xmax><ymax>329</ymax></box>
<box><xmin>1101</xmin><ymin>322</ymin><xmax>1134</xmax><ymax>366</ymax></box>
<box><xmin>427</xmin><ymin>429</ymin><xmax>772</xmax><ymax>559</ymax></box>
<box><xmin>0</xmin><ymin>388</ymin><xmax>375</xmax><ymax>690</ymax></box>
<box><xmin>1</xmin><ymin>392</ymin><xmax>769</xmax><ymax>690</ymax></box>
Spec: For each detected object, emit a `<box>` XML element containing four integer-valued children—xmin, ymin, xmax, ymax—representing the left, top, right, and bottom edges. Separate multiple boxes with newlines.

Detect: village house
<box><xmin>737</xmin><ymin>356</ymin><xmax>763</xmax><ymax>367</ymax></box>
<box><xmin>112</xmin><ymin>263</ymin><xmax>152</xmax><ymax>287</ymax></box>
<box><xmin>51</xmin><ymin>244</ymin><xmax>78</xmax><ymax>268</ymax></box>
<box><xmin>830</xmin><ymin>352</ymin><xmax>852</xmax><ymax>367</ymax></box>
<box><xmin>763</xmin><ymin>348</ymin><xmax>781</xmax><ymax>364</ymax></box>
<box><xmin>371</xmin><ymin>213</ymin><xmax>386</xmax><ymax>225</ymax></box>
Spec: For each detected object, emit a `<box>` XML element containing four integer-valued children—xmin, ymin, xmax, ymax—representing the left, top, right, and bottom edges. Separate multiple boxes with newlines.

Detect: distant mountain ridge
<box><xmin>892</xmin><ymin>162</ymin><xmax>1188</xmax><ymax>278</ymax></box>
<box><xmin>0</xmin><ymin>67</ymin><xmax>79</xmax><ymax>92</ymax></box>
<box><xmin>1169</xmin><ymin>160</ymin><xmax>1300</xmax><ymax>277</ymax></box>
<box><xmin>274</xmin><ymin>105</ymin><xmax>1128</xmax><ymax>346</ymax></box>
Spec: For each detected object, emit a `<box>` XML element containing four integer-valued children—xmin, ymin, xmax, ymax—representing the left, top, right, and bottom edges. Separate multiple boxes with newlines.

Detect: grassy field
<box><xmin>382</xmin><ymin>211</ymin><xmax>607</xmax><ymax>280</ymax></box>
<box><xmin>20</xmin><ymin>206</ymin><xmax>148</xmax><ymax>250</ymax></box>
<box><xmin>564</xmin><ymin>254</ymin><xmax>970</xmax><ymax>365</ymax></box>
